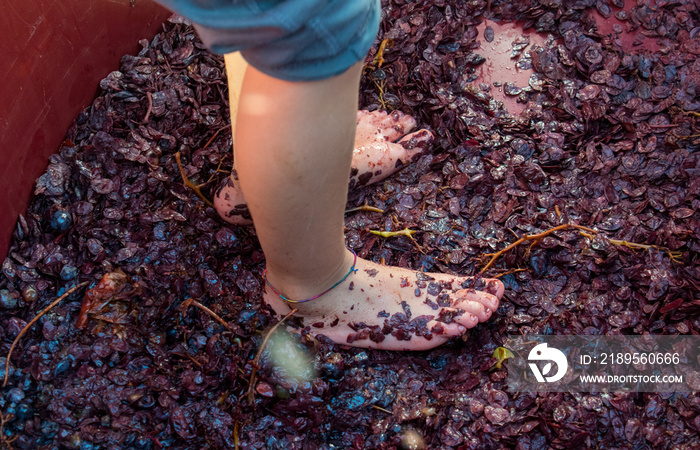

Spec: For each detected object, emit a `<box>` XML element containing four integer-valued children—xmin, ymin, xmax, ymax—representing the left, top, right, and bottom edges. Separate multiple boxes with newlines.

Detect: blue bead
<box><xmin>50</xmin><ymin>210</ymin><xmax>73</xmax><ymax>232</ymax></box>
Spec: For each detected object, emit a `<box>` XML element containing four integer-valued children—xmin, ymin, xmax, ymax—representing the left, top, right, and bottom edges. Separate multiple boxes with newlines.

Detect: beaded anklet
<box><xmin>262</xmin><ymin>250</ymin><xmax>358</xmax><ymax>304</ymax></box>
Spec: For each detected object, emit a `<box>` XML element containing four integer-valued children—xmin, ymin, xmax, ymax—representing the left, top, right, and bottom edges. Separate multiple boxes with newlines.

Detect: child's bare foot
<box><xmin>214</xmin><ymin>109</ymin><xmax>432</xmax><ymax>225</ymax></box>
<box><xmin>350</xmin><ymin>109</ymin><xmax>432</xmax><ymax>189</ymax></box>
<box><xmin>263</xmin><ymin>251</ymin><xmax>504</xmax><ymax>351</ymax></box>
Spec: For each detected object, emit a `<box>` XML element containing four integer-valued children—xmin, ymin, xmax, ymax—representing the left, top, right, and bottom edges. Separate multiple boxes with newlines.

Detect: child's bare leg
<box><xmin>214</xmin><ymin>109</ymin><xmax>433</xmax><ymax>225</ymax></box>
<box><xmin>231</xmin><ymin>60</ymin><xmax>504</xmax><ymax>351</ymax></box>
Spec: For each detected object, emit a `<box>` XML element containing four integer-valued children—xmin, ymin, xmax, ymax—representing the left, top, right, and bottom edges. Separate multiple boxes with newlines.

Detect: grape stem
<box><xmin>3</xmin><ymin>282</ymin><xmax>90</xmax><ymax>387</ymax></box>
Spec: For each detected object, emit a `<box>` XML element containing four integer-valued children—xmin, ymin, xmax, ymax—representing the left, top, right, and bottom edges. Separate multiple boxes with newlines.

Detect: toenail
<box><xmin>485</xmin><ymin>308</ymin><xmax>492</xmax><ymax>315</ymax></box>
<box><xmin>470</xmin><ymin>314</ymin><xmax>477</xmax><ymax>321</ymax></box>
<box><xmin>486</xmin><ymin>280</ymin><xmax>501</xmax><ymax>296</ymax></box>
<box><xmin>458</xmin><ymin>325</ymin><xmax>467</xmax><ymax>333</ymax></box>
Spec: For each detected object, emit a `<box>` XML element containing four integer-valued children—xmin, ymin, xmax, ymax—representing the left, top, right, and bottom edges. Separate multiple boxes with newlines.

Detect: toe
<box><xmin>381</xmin><ymin>110</ymin><xmax>417</xmax><ymax>136</ymax></box>
<box><xmin>357</xmin><ymin>109</ymin><xmax>386</xmax><ymax>127</ymax></box>
<box><xmin>390</xmin><ymin>110</ymin><xmax>418</xmax><ymax>135</ymax></box>
<box><xmin>431</xmin><ymin>309</ymin><xmax>480</xmax><ymax>332</ymax></box>
<box><xmin>452</xmin><ymin>290</ymin><xmax>499</xmax><ymax>322</ymax></box>
<box><xmin>485</xmin><ymin>278</ymin><xmax>505</xmax><ymax>299</ymax></box>
<box><xmin>449</xmin><ymin>276</ymin><xmax>504</xmax><ymax>301</ymax></box>
<box><xmin>463</xmin><ymin>302</ymin><xmax>493</xmax><ymax>323</ymax></box>
<box><xmin>455</xmin><ymin>288</ymin><xmax>500</xmax><ymax>311</ymax></box>
<box><xmin>397</xmin><ymin>129</ymin><xmax>433</xmax><ymax>155</ymax></box>
<box><xmin>360</xmin><ymin>110</ymin><xmax>417</xmax><ymax>143</ymax></box>
<box><xmin>457</xmin><ymin>313</ymin><xmax>481</xmax><ymax>329</ymax></box>
<box><xmin>356</xmin><ymin>110</ymin><xmax>371</xmax><ymax>122</ymax></box>
<box><xmin>377</xmin><ymin>129</ymin><xmax>433</xmax><ymax>170</ymax></box>
<box><xmin>428</xmin><ymin>319</ymin><xmax>467</xmax><ymax>336</ymax></box>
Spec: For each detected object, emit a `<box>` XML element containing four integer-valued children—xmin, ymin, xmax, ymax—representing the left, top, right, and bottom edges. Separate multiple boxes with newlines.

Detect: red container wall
<box><xmin>0</xmin><ymin>0</ymin><xmax>170</xmax><ymax>260</ymax></box>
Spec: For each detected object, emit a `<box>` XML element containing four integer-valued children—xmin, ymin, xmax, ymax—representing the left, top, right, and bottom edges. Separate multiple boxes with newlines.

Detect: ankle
<box><xmin>263</xmin><ymin>249</ymin><xmax>356</xmax><ymax>303</ymax></box>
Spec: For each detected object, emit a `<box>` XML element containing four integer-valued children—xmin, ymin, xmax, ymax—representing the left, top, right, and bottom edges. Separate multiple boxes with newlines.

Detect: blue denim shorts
<box><xmin>156</xmin><ymin>0</ymin><xmax>381</xmax><ymax>81</ymax></box>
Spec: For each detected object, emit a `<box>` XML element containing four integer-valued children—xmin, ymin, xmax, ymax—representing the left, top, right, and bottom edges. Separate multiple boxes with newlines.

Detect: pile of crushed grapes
<box><xmin>1</xmin><ymin>0</ymin><xmax>698</xmax><ymax>448</ymax></box>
